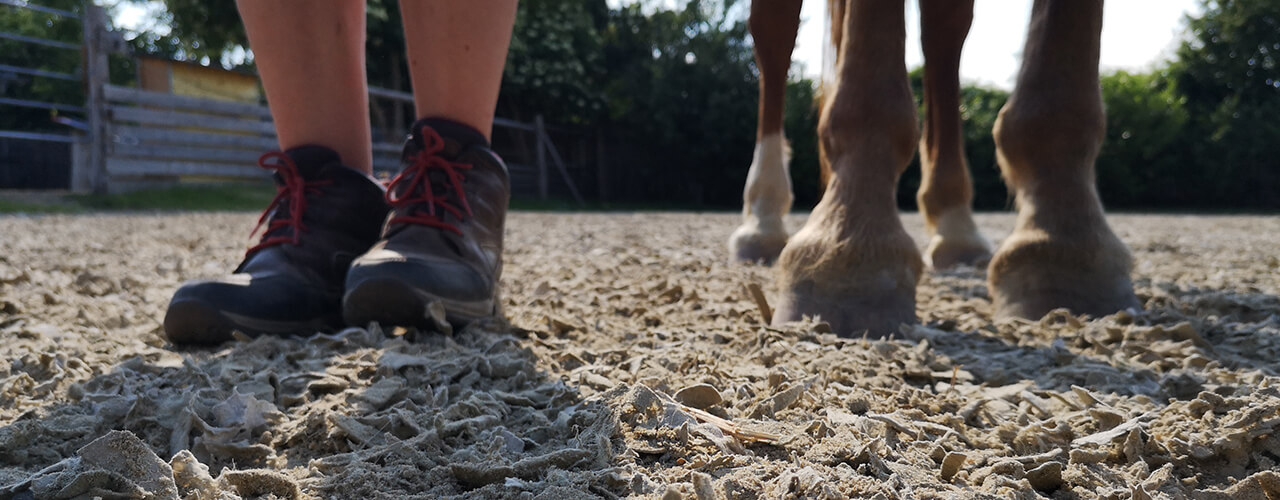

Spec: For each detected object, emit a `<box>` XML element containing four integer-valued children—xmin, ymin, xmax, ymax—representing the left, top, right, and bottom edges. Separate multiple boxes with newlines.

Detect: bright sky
<box><xmin>117</xmin><ymin>0</ymin><xmax>1202</xmax><ymax>86</ymax></box>
<box><xmin>794</xmin><ymin>0</ymin><xmax>1203</xmax><ymax>88</ymax></box>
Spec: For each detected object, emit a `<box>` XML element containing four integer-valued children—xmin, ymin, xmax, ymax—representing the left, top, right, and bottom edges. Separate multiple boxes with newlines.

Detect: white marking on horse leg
<box><xmin>729</xmin><ymin>133</ymin><xmax>792</xmax><ymax>263</ymax></box>
<box><xmin>924</xmin><ymin>207</ymin><xmax>993</xmax><ymax>268</ymax></box>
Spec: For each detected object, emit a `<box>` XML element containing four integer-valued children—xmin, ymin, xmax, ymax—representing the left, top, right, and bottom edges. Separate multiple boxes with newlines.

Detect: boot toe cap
<box><xmin>164</xmin><ymin>274</ymin><xmax>342</xmax><ymax>344</ymax></box>
<box><xmin>349</xmin><ymin>250</ymin><xmax>494</xmax><ymax>302</ymax></box>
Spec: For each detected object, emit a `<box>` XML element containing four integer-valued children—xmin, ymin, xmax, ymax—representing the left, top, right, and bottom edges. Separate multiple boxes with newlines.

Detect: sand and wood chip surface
<box><xmin>1</xmin><ymin>211</ymin><xmax>1279</xmax><ymax>499</ymax></box>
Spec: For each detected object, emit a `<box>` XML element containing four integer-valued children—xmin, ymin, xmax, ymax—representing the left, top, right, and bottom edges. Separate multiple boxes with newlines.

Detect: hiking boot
<box><xmin>343</xmin><ymin>118</ymin><xmax>510</xmax><ymax>331</ymax></box>
<box><xmin>164</xmin><ymin>146</ymin><xmax>390</xmax><ymax>344</ymax></box>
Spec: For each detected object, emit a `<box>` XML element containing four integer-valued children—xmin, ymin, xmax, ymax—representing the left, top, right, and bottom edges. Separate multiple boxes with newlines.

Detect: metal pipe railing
<box><xmin>0</xmin><ymin>63</ymin><xmax>79</xmax><ymax>82</ymax></box>
<box><xmin>0</xmin><ymin>0</ymin><xmax>79</xmax><ymax>18</ymax></box>
<box><xmin>0</xmin><ymin>31</ymin><xmax>81</xmax><ymax>50</ymax></box>
<box><xmin>0</xmin><ymin>130</ymin><xmax>75</xmax><ymax>143</ymax></box>
<box><xmin>0</xmin><ymin>97</ymin><xmax>86</xmax><ymax>114</ymax></box>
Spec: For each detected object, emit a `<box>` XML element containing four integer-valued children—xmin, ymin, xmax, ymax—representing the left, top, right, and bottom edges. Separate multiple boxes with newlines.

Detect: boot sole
<box><xmin>164</xmin><ymin>298</ymin><xmax>338</xmax><ymax>345</ymax></box>
<box><xmin>342</xmin><ymin>278</ymin><xmax>494</xmax><ymax>332</ymax></box>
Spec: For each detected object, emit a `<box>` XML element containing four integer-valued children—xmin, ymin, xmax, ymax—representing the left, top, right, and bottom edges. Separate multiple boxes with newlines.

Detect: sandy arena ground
<box><xmin>1</xmin><ymin>211</ymin><xmax>1278</xmax><ymax>499</ymax></box>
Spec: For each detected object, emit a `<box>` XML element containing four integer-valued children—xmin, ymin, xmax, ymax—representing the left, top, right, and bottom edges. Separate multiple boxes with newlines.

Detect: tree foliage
<box><xmin>135</xmin><ymin>0</ymin><xmax>244</xmax><ymax>66</ymax></box>
<box><xmin>1096</xmin><ymin>70</ymin><xmax>1190</xmax><ymax>206</ymax></box>
<box><xmin>9</xmin><ymin>0</ymin><xmax>1268</xmax><ymax>208</ymax></box>
<box><xmin>593</xmin><ymin>0</ymin><xmax>759</xmax><ymax>205</ymax></box>
<box><xmin>501</xmin><ymin>0</ymin><xmax>608</xmax><ymax>124</ymax></box>
<box><xmin>784</xmin><ymin>79</ymin><xmax>821</xmax><ymax>207</ymax></box>
<box><xmin>1168</xmin><ymin>0</ymin><xmax>1280</xmax><ymax>208</ymax></box>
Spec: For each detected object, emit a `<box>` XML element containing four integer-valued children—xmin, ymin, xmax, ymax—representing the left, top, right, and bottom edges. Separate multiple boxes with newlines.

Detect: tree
<box><xmin>144</xmin><ymin>0</ymin><xmax>612</xmax><ymax>130</ymax></box>
<box><xmin>597</xmin><ymin>0</ymin><xmax>759</xmax><ymax>205</ymax></box>
<box><xmin>1169</xmin><ymin>0</ymin><xmax>1280</xmax><ymax>208</ymax></box>
<box><xmin>500</xmin><ymin>0</ymin><xmax>609</xmax><ymax>125</ymax></box>
<box><xmin>133</xmin><ymin>0</ymin><xmax>245</xmax><ymax>67</ymax></box>
<box><xmin>1096</xmin><ymin>70</ymin><xmax>1189</xmax><ymax>207</ymax></box>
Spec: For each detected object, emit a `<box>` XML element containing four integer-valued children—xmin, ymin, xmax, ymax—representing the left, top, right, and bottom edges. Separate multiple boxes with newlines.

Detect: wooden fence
<box><xmin>99</xmin><ymin>84</ymin><xmax>406</xmax><ymax>185</ymax></box>
<box><xmin>95</xmin><ymin>83</ymin><xmax>585</xmax><ymax>201</ymax></box>
<box><xmin>1</xmin><ymin>0</ymin><xmax>591</xmax><ymax>201</ymax></box>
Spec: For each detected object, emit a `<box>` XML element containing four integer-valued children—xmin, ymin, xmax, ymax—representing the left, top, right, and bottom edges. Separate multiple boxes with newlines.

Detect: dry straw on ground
<box><xmin>1</xmin><ymin>212</ymin><xmax>1278</xmax><ymax>499</ymax></box>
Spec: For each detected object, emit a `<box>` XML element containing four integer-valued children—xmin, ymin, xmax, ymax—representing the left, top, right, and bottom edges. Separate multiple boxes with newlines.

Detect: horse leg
<box><xmin>917</xmin><ymin>0</ymin><xmax>993</xmax><ymax>268</ymax></box>
<box><xmin>989</xmin><ymin>0</ymin><xmax>1140</xmax><ymax>319</ymax></box>
<box><xmin>729</xmin><ymin>0</ymin><xmax>804</xmax><ymax>264</ymax></box>
<box><xmin>773</xmin><ymin>0</ymin><xmax>922</xmax><ymax>336</ymax></box>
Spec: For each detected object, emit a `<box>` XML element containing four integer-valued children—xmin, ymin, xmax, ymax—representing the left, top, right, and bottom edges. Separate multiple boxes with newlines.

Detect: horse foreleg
<box><xmin>917</xmin><ymin>0</ymin><xmax>993</xmax><ymax>269</ymax></box>
<box><xmin>989</xmin><ymin>0</ymin><xmax>1140</xmax><ymax>319</ymax></box>
<box><xmin>773</xmin><ymin>0</ymin><xmax>922</xmax><ymax>337</ymax></box>
<box><xmin>729</xmin><ymin>0</ymin><xmax>803</xmax><ymax>264</ymax></box>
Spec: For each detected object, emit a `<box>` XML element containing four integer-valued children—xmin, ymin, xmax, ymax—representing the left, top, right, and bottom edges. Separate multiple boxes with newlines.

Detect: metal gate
<box><xmin>0</xmin><ymin>0</ymin><xmax>108</xmax><ymax>190</ymax></box>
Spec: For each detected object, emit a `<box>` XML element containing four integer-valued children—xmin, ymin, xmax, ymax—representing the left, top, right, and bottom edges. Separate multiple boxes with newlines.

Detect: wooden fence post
<box><xmin>539</xmin><ymin>127</ymin><xmax>585</xmax><ymax>205</ymax></box>
<box><xmin>535</xmin><ymin>114</ymin><xmax>548</xmax><ymax>201</ymax></box>
<box><xmin>82</xmin><ymin>3</ymin><xmax>109</xmax><ymax>194</ymax></box>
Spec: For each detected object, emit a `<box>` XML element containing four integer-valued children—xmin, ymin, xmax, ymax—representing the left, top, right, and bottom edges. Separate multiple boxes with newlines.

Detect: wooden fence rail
<box><xmin>99</xmin><ymin>84</ymin><xmax>406</xmax><ymax>188</ymax></box>
<box><xmin>97</xmin><ymin>82</ymin><xmax>584</xmax><ymax>203</ymax></box>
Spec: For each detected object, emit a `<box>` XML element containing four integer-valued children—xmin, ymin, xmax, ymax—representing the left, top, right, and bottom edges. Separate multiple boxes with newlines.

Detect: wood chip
<box><xmin>1026</xmin><ymin>461</ymin><xmax>1063</xmax><ymax>491</ymax></box>
<box><xmin>1072</xmin><ymin>416</ymin><xmax>1145</xmax><ymax>447</ymax></box>
<box><xmin>426</xmin><ymin>301</ymin><xmax>452</xmax><ymax>335</ymax></box>
<box><xmin>1071</xmin><ymin>385</ymin><xmax>1102</xmax><ymax>407</ymax></box>
<box><xmin>745</xmin><ymin>282</ymin><xmax>772</xmax><ymax>324</ymax></box>
<box><xmin>940</xmin><ymin>452</ymin><xmax>966</xmax><ymax>481</ymax></box>
<box><xmin>691</xmin><ymin>471</ymin><xmax>716</xmax><ymax>500</ymax></box>
<box><xmin>675</xmin><ymin>384</ymin><xmax>723</xmax><ymax>410</ymax></box>
<box><xmin>545</xmin><ymin>315</ymin><xmax>577</xmax><ymax>335</ymax></box>
<box><xmin>580</xmin><ymin>372</ymin><xmax>615</xmax><ymax>390</ymax></box>
<box><xmin>681</xmin><ymin>404</ymin><xmax>778</xmax><ymax>444</ymax></box>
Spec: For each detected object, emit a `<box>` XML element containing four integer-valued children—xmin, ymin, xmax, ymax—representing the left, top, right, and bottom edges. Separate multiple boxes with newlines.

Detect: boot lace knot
<box><xmin>246</xmin><ymin>152</ymin><xmax>332</xmax><ymax>256</ymax></box>
<box><xmin>385</xmin><ymin>127</ymin><xmax>474</xmax><ymax>235</ymax></box>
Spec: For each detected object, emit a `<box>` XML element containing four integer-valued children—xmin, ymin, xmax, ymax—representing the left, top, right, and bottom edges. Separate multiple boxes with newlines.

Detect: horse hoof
<box><xmin>772</xmin><ymin>281</ymin><xmax>918</xmax><ymax>338</ymax></box>
<box><xmin>925</xmin><ymin>234</ymin><xmax>993</xmax><ymax>269</ymax></box>
<box><xmin>728</xmin><ymin>225</ymin><xmax>788</xmax><ymax>265</ymax></box>
<box><xmin>989</xmin><ymin>227</ymin><xmax>1140</xmax><ymax>320</ymax></box>
<box><xmin>772</xmin><ymin>220</ymin><xmax>922</xmax><ymax>338</ymax></box>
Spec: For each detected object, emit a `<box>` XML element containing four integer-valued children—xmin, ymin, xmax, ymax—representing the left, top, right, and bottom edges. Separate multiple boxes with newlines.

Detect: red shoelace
<box><xmin>246</xmin><ymin>152</ymin><xmax>332</xmax><ymax>256</ymax></box>
<box><xmin>385</xmin><ymin>127</ymin><xmax>474</xmax><ymax>235</ymax></box>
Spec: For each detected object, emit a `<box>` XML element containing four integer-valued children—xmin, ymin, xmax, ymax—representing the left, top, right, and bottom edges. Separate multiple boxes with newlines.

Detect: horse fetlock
<box><xmin>731</xmin><ymin>134</ymin><xmax>794</xmax><ymax>265</ymax></box>
<box><xmin>819</xmin><ymin>89</ymin><xmax>918</xmax><ymax>172</ymax></box>
<box><xmin>993</xmin><ymin>100</ymin><xmax>1105</xmax><ymax>187</ymax></box>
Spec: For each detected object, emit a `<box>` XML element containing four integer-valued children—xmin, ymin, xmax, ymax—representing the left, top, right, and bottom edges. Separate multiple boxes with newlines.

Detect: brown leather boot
<box><xmin>164</xmin><ymin>146</ymin><xmax>390</xmax><ymax>344</ymax></box>
<box><xmin>343</xmin><ymin>118</ymin><xmax>510</xmax><ymax>331</ymax></box>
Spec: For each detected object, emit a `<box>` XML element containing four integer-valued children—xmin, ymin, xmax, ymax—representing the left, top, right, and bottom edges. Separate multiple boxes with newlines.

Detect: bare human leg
<box><xmin>729</xmin><ymin>0</ymin><xmax>804</xmax><ymax>264</ymax></box>
<box><xmin>236</xmin><ymin>0</ymin><xmax>372</xmax><ymax>173</ymax></box>
<box><xmin>398</xmin><ymin>0</ymin><xmax>518</xmax><ymax>140</ymax></box>
<box><xmin>917</xmin><ymin>0</ymin><xmax>993</xmax><ymax>269</ymax></box>
<box><xmin>773</xmin><ymin>0</ymin><xmax>922</xmax><ymax>337</ymax></box>
<box><xmin>988</xmin><ymin>0</ymin><xmax>1140</xmax><ymax>319</ymax></box>
<box><xmin>165</xmin><ymin>1</ymin><xmax>390</xmax><ymax>344</ymax></box>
